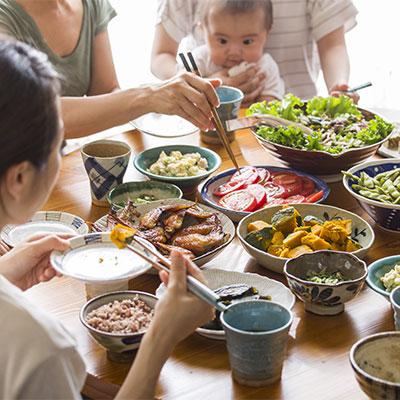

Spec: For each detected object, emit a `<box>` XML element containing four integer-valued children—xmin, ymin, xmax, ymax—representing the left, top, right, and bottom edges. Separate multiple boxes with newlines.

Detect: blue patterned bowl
<box><xmin>343</xmin><ymin>158</ymin><xmax>400</xmax><ymax>232</ymax></box>
<box><xmin>350</xmin><ymin>332</ymin><xmax>400</xmax><ymax>400</ymax></box>
<box><xmin>80</xmin><ymin>290</ymin><xmax>157</xmax><ymax>362</ymax></box>
<box><xmin>284</xmin><ymin>251</ymin><xmax>367</xmax><ymax>315</ymax></box>
<box><xmin>134</xmin><ymin>144</ymin><xmax>221</xmax><ymax>191</ymax></box>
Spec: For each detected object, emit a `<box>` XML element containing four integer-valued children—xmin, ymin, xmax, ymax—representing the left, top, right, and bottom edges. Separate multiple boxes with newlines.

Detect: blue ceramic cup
<box><xmin>390</xmin><ymin>286</ymin><xmax>400</xmax><ymax>330</ymax></box>
<box><xmin>220</xmin><ymin>300</ymin><xmax>293</xmax><ymax>387</ymax></box>
<box><xmin>201</xmin><ymin>85</ymin><xmax>244</xmax><ymax>144</ymax></box>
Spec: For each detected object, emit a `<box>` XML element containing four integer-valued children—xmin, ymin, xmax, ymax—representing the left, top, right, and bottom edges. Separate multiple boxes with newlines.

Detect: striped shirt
<box><xmin>156</xmin><ymin>0</ymin><xmax>358</xmax><ymax>99</ymax></box>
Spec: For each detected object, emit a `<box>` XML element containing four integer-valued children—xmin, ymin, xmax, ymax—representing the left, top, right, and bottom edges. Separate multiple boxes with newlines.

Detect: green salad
<box><xmin>247</xmin><ymin>94</ymin><xmax>393</xmax><ymax>155</ymax></box>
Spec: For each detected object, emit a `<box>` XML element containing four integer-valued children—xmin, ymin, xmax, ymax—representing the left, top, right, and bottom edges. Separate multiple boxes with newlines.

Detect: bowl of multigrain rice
<box><xmin>80</xmin><ymin>290</ymin><xmax>157</xmax><ymax>362</ymax></box>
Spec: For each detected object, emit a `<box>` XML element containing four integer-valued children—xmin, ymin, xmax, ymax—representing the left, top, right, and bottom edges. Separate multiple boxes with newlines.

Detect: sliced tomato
<box><xmin>263</xmin><ymin>182</ymin><xmax>287</xmax><ymax>200</ymax></box>
<box><xmin>305</xmin><ymin>190</ymin><xmax>324</xmax><ymax>203</ymax></box>
<box><xmin>300</xmin><ymin>176</ymin><xmax>315</xmax><ymax>197</ymax></box>
<box><xmin>218</xmin><ymin>190</ymin><xmax>257</xmax><ymax>212</ymax></box>
<box><xmin>246</xmin><ymin>184</ymin><xmax>267</xmax><ymax>209</ymax></box>
<box><xmin>213</xmin><ymin>180</ymin><xmax>245</xmax><ymax>197</ymax></box>
<box><xmin>263</xmin><ymin>198</ymin><xmax>287</xmax><ymax>207</ymax></box>
<box><xmin>255</xmin><ymin>168</ymin><xmax>271</xmax><ymax>185</ymax></box>
<box><xmin>229</xmin><ymin>166</ymin><xmax>259</xmax><ymax>187</ymax></box>
<box><xmin>284</xmin><ymin>194</ymin><xmax>306</xmax><ymax>204</ymax></box>
<box><xmin>272</xmin><ymin>172</ymin><xmax>303</xmax><ymax>196</ymax></box>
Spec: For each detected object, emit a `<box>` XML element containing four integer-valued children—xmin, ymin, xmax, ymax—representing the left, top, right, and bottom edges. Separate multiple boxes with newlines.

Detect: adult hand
<box><xmin>149</xmin><ymin>72</ymin><xmax>221</xmax><ymax>131</ymax></box>
<box><xmin>0</xmin><ymin>234</ymin><xmax>70</xmax><ymax>291</ymax></box>
<box><xmin>329</xmin><ymin>83</ymin><xmax>360</xmax><ymax>104</ymax></box>
<box><xmin>154</xmin><ymin>250</ymin><xmax>215</xmax><ymax>344</ymax></box>
<box><xmin>210</xmin><ymin>65</ymin><xmax>266</xmax><ymax>106</ymax></box>
<box><xmin>0</xmin><ymin>239</ymin><xmax>11</xmax><ymax>255</ymax></box>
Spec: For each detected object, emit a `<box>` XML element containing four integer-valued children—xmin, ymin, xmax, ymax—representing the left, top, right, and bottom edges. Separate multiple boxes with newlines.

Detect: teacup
<box><xmin>81</xmin><ymin>140</ymin><xmax>131</xmax><ymax>206</ymax></box>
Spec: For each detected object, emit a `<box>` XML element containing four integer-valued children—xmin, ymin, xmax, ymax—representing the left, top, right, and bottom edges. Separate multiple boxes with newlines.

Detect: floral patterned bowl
<box><xmin>284</xmin><ymin>251</ymin><xmax>367</xmax><ymax>315</ymax></box>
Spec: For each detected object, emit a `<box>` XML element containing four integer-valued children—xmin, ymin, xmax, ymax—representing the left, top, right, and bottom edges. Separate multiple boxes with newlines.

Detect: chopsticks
<box><xmin>116</xmin><ymin>234</ymin><xmax>228</xmax><ymax>312</ymax></box>
<box><xmin>179</xmin><ymin>52</ymin><xmax>241</xmax><ymax>173</ymax></box>
<box><xmin>345</xmin><ymin>81</ymin><xmax>372</xmax><ymax>93</ymax></box>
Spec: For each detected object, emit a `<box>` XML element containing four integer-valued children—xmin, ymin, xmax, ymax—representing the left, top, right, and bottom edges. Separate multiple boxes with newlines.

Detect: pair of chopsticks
<box><xmin>117</xmin><ymin>235</ymin><xmax>228</xmax><ymax>312</ymax></box>
<box><xmin>179</xmin><ymin>52</ymin><xmax>240</xmax><ymax>173</ymax></box>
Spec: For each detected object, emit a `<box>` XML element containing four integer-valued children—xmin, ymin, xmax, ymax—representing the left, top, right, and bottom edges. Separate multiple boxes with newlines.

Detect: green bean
<box><xmin>342</xmin><ymin>171</ymin><xmax>359</xmax><ymax>182</ymax></box>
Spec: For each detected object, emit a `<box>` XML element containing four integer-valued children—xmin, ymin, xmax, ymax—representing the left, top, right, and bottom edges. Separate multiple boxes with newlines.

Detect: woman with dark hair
<box><xmin>0</xmin><ymin>40</ymin><xmax>214</xmax><ymax>399</ymax></box>
<box><xmin>0</xmin><ymin>0</ymin><xmax>221</xmax><ymax>138</ymax></box>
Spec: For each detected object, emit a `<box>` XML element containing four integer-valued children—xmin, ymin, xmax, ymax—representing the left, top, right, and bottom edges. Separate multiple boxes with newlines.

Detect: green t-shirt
<box><xmin>0</xmin><ymin>0</ymin><xmax>116</xmax><ymax>96</ymax></box>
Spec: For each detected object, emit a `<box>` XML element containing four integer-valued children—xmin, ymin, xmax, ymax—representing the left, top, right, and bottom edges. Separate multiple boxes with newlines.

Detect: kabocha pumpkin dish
<box><xmin>244</xmin><ymin>205</ymin><xmax>361</xmax><ymax>258</ymax></box>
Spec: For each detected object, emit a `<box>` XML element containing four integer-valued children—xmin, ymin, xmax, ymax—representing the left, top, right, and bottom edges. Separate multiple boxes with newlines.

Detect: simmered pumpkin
<box><xmin>283</xmin><ymin>231</ymin><xmax>308</xmax><ymax>249</ymax></box>
<box><xmin>248</xmin><ymin>220</ymin><xmax>271</xmax><ymax>232</ymax></box>
<box><xmin>244</xmin><ymin>227</ymin><xmax>275</xmax><ymax>251</ymax></box>
<box><xmin>271</xmin><ymin>206</ymin><xmax>300</xmax><ymax>234</ymax></box>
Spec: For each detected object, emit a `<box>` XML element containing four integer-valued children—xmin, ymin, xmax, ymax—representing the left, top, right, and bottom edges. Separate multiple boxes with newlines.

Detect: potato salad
<box><xmin>147</xmin><ymin>151</ymin><xmax>208</xmax><ymax>177</ymax></box>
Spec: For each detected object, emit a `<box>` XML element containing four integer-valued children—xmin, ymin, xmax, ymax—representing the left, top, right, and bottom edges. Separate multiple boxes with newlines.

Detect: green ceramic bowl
<box><xmin>107</xmin><ymin>180</ymin><xmax>183</xmax><ymax>209</ymax></box>
<box><xmin>133</xmin><ymin>145</ymin><xmax>221</xmax><ymax>190</ymax></box>
<box><xmin>367</xmin><ymin>255</ymin><xmax>400</xmax><ymax>300</ymax></box>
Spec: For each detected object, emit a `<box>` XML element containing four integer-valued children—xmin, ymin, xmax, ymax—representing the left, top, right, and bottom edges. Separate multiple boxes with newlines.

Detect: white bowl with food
<box><xmin>237</xmin><ymin>203</ymin><xmax>375</xmax><ymax>274</ymax></box>
<box><xmin>93</xmin><ymin>198</ymin><xmax>235</xmax><ymax>267</ymax></box>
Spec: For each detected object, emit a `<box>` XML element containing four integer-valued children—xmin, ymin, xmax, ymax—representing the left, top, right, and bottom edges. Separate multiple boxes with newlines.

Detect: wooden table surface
<box><xmin>25</xmin><ymin>112</ymin><xmax>400</xmax><ymax>400</ymax></box>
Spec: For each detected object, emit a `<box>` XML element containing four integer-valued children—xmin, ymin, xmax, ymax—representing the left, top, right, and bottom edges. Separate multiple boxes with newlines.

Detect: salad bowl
<box><xmin>248</xmin><ymin>95</ymin><xmax>393</xmax><ymax>179</ymax></box>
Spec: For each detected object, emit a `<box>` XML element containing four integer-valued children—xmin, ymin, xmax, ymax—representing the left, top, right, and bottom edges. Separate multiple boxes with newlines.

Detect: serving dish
<box><xmin>366</xmin><ymin>255</ymin><xmax>400</xmax><ymax>300</ymax></box>
<box><xmin>80</xmin><ymin>290</ymin><xmax>158</xmax><ymax>362</ymax></box>
<box><xmin>94</xmin><ymin>199</ymin><xmax>235</xmax><ymax>267</ymax></box>
<box><xmin>343</xmin><ymin>158</ymin><xmax>400</xmax><ymax>232</ymax></box>
<box><xmin>107</xmin><ymin>180</ymin><xmax>182</xmax><ymax>208</ymax></box>
<box><xmin>50</xmin><ymin>232</ymin><xmax>155</xmax><ymax>283</ymax></box>
<box><xmin>1</xmin><ymin>211</ymin><xmax>88</xmax><ymax>247</ymax></box>
<box><xmin>248</xmin><ymin>95</ymin><xmax>393</xmax><ymax>179</ymax></box>
<box><xmin>130</xmin><ymin>113</ymin><xmax>198</xmax><ymax>138</ymax></box>
<box><xmin>349</xmin><ymin>332</ymin><xmax>400</xmax><ymax>400</ymax></box>
<box><xmin>156</xmin><ymin>268</ymin><xmax>295</xmax><ymax>340</ymax></box>
<box><xmin>237</xmin><ymin>203</ymin><xmax>374</xmax><ymax>274</ymax></box>
<box><xmin>284</xmin><ymin>251</ymin><xmax>367</xmax><ymax>315</ymax></box>
<box><xmin>201</xmin><ymin>166</ymin><xmax>330</xmax><ymax>222</ymax></box>
<box><xmin>133</xmin><ymin>144</ymin><xmax>221</xmax><ymax>191</ymax></box>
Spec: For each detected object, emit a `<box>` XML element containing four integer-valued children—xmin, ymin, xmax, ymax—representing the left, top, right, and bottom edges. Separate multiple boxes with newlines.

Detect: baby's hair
<box><xmin>202</xmin><ymin>0</ymin><xmax>273</xmax><ymax>31</ymax></box>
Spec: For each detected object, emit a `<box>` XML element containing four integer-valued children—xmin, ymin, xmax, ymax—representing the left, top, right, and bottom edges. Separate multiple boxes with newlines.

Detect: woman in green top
<box><xmin>0</xmin><ymin>0</ymin><xmax>220</xmax><ymax>138</ymax></box>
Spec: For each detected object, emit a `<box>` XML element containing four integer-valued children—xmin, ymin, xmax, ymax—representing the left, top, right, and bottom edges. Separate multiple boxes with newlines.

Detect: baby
<box><xmin>192</xmin><ymin>0</ymin><xmax>284</xmax><ymax>104</ymax></box>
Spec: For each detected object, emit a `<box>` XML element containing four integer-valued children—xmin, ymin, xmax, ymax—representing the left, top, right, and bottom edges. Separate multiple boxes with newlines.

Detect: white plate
<box><xmin>1</xmin><ymin>211</ymin><xmax>89</xmax><ymax>247</ymax></box>
<box><xmin>95</xmin><ymin>199</ymin><xmax>235</xmax><ymax>267</ymax></box>
<box><xmin>50</xmin><ymin>232</ymin><xmax>155</xmax><ymax>283</ymax></box>
<box><xmin>156</xmin><ymin>269</ymin><xmax>295</xmax><ymax>340</ymax></box>
<box><xmin>130</xmin><ymin>113</ymin><xmax>198</xmax><ymax>138</ymax></box>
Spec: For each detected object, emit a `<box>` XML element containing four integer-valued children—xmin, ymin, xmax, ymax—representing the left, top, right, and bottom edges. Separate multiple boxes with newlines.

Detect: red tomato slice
<box><xmin>262</xmin><ymin>198</ymin><xmax>287</xmax><ymax>207</ymax></box>
<box><xmin>263</xmin><ymin>182</ymin><xmax>287</xmax><ymax>200</ymax></box>
<box><xmin>305</xmin><ymin>190</ymin><xmax>324</xmax><ymax>203</ymax></box>
<box><xmin>284</xmin><ymin>194</ymin><xmax>306</xmax><ymax>204</ymax></box>
<box><xmin>256</xmin><ymin>168</ymin><xmax>271</xmax><ymax>185</ymax></box>
<box><xmin>272</xmin><ymin>172</ymin><xmax>303</xmax><ymax>196</ymax></box>
<box><xmin>300</xmin><ymin>177</ymin><xmax>315</xmax><ymax>197</ymax></box>
<box><xmin>230</xmin><ymin>167</ymin><xmax>259</xmax><ymax>187</ymax></box>
<box><xmin>246</xmin><ymin>184</ymin><xmax>267</xmax><ymax>209</ymax></box>
<box><xmin>218</xmin><ymin>190</ymin><xmax>257</xmax><ymax>212</ymax></box>
<box><xmin>213</xmin><ymin>180</ymin><xmax>245</xmax><ymax>197</ymax></box>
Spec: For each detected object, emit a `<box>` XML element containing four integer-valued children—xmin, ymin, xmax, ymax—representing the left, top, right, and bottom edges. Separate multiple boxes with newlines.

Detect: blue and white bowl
<box><xmin>343</xmin><ymin>158</ymin><xmax>400</xmax><ymax>232</ymax></box>
<box><xmin>201</xmin><ymin>166</ymin><xmax>330</xmax><ymax>222</ymax></box>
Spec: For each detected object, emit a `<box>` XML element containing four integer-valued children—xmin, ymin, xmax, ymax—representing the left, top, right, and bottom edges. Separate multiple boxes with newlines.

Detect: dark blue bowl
<box><xmin>343</xmin><ymin>158</ymin><xmax>400</xmax><ymax>232</ymax></box>
<box><xmin>201</xmin><ymin>166</ymin><xmax>330</xmax><ymax>222</ymax></box>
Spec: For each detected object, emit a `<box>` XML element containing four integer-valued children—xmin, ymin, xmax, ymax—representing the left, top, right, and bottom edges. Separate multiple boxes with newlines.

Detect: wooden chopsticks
<box><xmin>179</xmin><ymin>52</ymin><xmax>241</xmax><ymax>173</ymax></box>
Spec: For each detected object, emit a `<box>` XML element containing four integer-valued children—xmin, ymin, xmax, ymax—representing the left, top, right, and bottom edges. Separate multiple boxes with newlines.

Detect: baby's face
<box><xmin>202</xmin><ymin>6</ymin><xmax>269</xmax><ymax>68</ymax></box>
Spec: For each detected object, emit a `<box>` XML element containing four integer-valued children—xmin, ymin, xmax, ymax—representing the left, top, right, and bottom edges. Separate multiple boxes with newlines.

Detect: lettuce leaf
<box><xmin>306</xmin><ymin>95</ymin><xmax>361</xmax><ymax>118</ymax></box>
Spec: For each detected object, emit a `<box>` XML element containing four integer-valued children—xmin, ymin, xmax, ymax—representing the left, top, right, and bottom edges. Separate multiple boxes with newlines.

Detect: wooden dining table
<box><xmin>25</xmin><ymin>110</ymin><xmax>400</xmax><ymax>400</ymax></box>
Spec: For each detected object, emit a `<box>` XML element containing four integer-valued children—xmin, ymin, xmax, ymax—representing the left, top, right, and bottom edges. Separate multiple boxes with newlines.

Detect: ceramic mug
<box><xmin>201</xmin><ymin>85</ymin><xmax>244</xmax><ymax>144</ymax></box>
<box><xmin>81</xmin><ymin>140</ymin><xmax>131</xmax><ymax>206</ymax></box>
<box><xmin>390</xmin><ymin>286</ymin><xmax>400</xmax><ymax>330</ymax></box>
<box><xmin>220</xmin><ymin>300</ymin><xmax>293</xmax><ymax>387</ymax></box>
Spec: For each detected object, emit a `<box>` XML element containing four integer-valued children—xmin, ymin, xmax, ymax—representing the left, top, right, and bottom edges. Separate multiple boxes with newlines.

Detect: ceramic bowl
<box><xmin>237</xmin><ymin>203</ymin><xmax>374</xmax><ymax>274</ymax></box>
<box><xmin>350</xmin><ymin>332</ymin><xmax>400</xmax><ymax>399</ymax></box>
<box><xmin>284</xmin><ymin>251</ymin><xmax>367</xmax><ymax>315</ymax></box>
<box><xmin>366</xmin><ymin>255</ymin><xmax>400</xmax><ymax>301</ymax></box>
<box><xmin>251</xmin><ymin>107</ymin><xmax>390</xmax><ymax>178</ymax></box>
<box><xmin>201</xmin><ymin>166</ymin><xmax>330</xmax><ymax>222</ymax></box>
<box><xmin>343</xmin><ymin>158</ymin><xmax>400</xmax><ymax>233</ymax></box>
<box><xmin>390</xmin><ymin>286</ymin><xmax>400</xmax><ymax>331</ymax></box>
<box><xmin>133</xmin><ymin>144</ymin><xmax>221</xmax><ymax>190</ymax></box>
<box><xmin>80</xmin><ymin>290</ymin><xmax>157</xmax><ymax>362</ymax></box>
<box><xmin>107</xmin><ymin>180</ymin><xmax>182</xmax><ymax>209</ymax></box>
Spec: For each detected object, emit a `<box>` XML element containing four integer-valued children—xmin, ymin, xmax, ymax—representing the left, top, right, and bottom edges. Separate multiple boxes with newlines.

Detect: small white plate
<box><xmin>156</xmin><ymin>269</ymin><xmax>295</xmax><ymax>340</ymax></box>
<box><xmin>50</xmin><ymin>232</ymin><xmax>154</xmax><ymax>283</ymax></box>
<box><xmin>130</xmin><ymin>113</ymin><xmax>198</xmax><ymax>138</ymax></box>
<box><xmin>1</xmin><ymin>211</ymin><xmax>89</xmax><ymax>247</ymax></box>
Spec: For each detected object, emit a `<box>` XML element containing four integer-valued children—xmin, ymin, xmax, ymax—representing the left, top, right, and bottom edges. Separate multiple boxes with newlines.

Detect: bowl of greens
<box><xmin>247</xmin><ymin>94</ymin><xmax>393</xmax><ymax>177</ymax></box>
